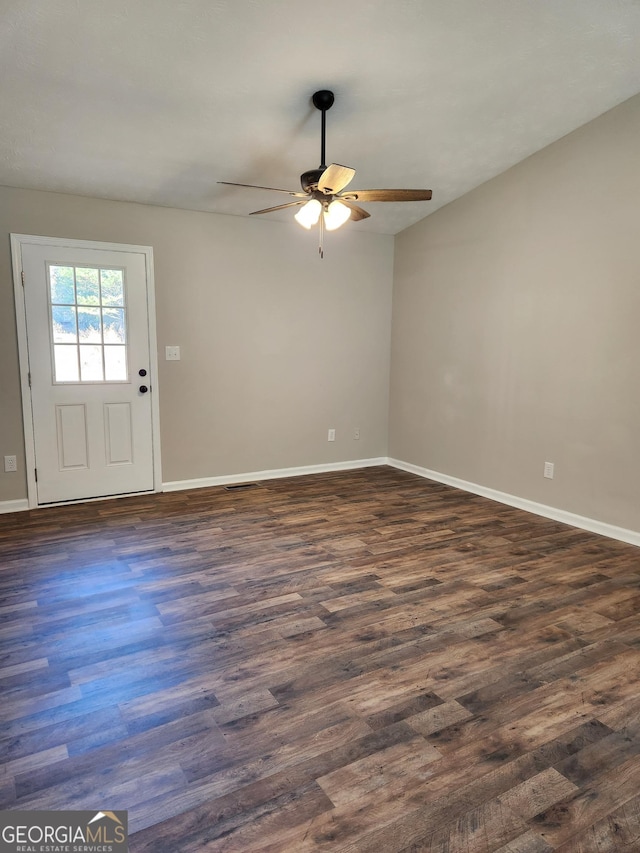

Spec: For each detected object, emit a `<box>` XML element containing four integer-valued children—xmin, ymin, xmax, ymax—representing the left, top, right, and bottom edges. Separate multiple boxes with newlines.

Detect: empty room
<box><xmin>1</xmin><ymin>2</ymin><xmax>640</xmax><ymax>851</ymax></box>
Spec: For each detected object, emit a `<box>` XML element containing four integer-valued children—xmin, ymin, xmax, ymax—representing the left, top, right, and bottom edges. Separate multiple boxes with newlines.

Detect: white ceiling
<box><xmin>2</xmin><ymin>0</ymin><xmax>640</xmax><ymax>235</ymax></box>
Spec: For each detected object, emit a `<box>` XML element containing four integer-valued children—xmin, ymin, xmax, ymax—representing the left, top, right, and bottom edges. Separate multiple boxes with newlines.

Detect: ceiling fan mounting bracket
<box><xmin>312</xmin><ymin>90</ymin><xmax>334</xmax><ymax>112</ymax></box>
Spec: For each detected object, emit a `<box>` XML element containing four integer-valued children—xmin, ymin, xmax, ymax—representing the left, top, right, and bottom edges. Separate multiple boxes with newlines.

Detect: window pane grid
<box><xmin>49</xmin><ymin>264</ymin><xmax>128</xmax><ymax>383</ymax></box>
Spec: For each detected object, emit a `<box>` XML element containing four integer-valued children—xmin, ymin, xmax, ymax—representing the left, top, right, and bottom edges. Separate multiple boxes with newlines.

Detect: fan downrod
<box><xmin>310</xmin><ymin>90</ymin><xmax>335</xmax><ymax>174</ymax></box>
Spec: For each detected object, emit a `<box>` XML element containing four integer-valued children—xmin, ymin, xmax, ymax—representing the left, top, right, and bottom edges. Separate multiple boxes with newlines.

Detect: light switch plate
<box><xmin>165</xmin><ymin>346</ymin><xmax>181</xmax><ymax>361</ymax></box>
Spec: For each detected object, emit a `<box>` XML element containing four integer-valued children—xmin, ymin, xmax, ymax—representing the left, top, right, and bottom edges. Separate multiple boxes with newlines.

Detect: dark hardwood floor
<box><xmin>1</xmin><ymin>466</ymin><xmax>640</xmax><ymax>851</ymax></box>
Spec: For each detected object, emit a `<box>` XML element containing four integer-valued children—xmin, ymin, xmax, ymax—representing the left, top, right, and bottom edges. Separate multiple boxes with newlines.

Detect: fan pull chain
<box><xmin>319</xmin><ymin>211</ymin><xmax>324</xmax><ymax>258</ymax></box>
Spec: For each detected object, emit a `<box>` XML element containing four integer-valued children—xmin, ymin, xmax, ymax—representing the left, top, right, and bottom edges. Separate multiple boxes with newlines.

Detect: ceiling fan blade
<box><xmin>340</xmin><ymin>189</ymin><xmax>432</xmax><ymax>202</ymax></box>
<box><xmin>338</xmin><ymin>199</ymin><xmax>370</xmax><ymax>221</ymax></box>
<box><xmin>318</xmin><ymin>164</ymin><xmax>356</xmax><ymax>195</ymax></box>
<box><xmin>249</xmin><ymin>200</ymin><xmax>307</xmax><ymax>216</ymax></box>
<box><xmin>219</xmin><ymin>181</ymin><xmax>306</xmax><ymax>197</ymax></box>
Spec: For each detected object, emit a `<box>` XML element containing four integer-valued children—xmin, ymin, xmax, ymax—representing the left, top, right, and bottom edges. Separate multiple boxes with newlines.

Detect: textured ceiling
<box><xmin>2</xmin><ymin>0</ymin><xmax>640</xmax><ymax>235</ymax></box>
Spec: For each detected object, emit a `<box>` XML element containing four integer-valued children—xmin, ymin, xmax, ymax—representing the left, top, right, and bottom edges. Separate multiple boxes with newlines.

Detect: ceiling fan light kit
<box><xmin>294</xmin><ymin>198</ymin><xmax>322</xmax><ymax>229</ymax></box>
<box><xmin>219</xmin><ymin>89</ymin><xmax>432</xmax><ymax>257</ymax></box>
<box><xmin>324</xmin><ymin>200</ymin><xmax>351</xmax><ymax>231</ymax></box>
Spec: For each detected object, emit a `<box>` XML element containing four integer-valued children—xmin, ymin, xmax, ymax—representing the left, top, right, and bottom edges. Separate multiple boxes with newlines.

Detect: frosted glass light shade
<box><xmin>323</xmin><ymin>200</ymin><xmax>351</xmax><ymax>231</ymax></box>
<box><xmin>294</xmin><ymin>199</ymin><xmax>322</xmax><ymax>229</ymax></box>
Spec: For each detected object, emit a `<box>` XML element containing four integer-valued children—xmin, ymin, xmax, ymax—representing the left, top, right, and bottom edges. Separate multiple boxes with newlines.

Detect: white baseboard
<box><xmin>388</xmin><ymin>458</ymin><xmax>640</xmax><ymax>548</ymax></box>
<box><xmin>162</xmin><ymin>457</ymin><xmax>389</xmax><ymax>493</ymax></box>
<box><xmin>0</xmin><ymin>499</ymin><xmax>30</xmax><ymax>515</ymax></box>
<box><xmin>5</xmin><ymin>459</ymin><xmax>637</xmax><ymax>550</ymax></box>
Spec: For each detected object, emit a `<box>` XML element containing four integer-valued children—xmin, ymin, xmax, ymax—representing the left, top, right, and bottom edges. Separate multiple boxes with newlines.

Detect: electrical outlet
<box><xmin>165</xmin><ymin>346</ymin><xmax>181</xmax><ymax>361</ymax></box>
<box><xmin>4</xmin><ymin>455</ymin><xmax>17</xmax><ymax>473</ymax></box>
<box><xmin>327</xmin><ymin>429</ymin><xmax>335</xmax><ymax>442</ymax></box>
<box><xmin>353</xmin><ymin>428</ymin><xmax>360</xmax><ymax>440</ymax></box>
<box><xmin>543</xmin><ymin>461</ymin><xmax>554</xmax><ymax>479</ymax></box>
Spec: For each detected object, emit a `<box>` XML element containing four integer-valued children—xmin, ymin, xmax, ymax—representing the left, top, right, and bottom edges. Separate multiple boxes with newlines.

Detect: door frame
<box><xmin>11</xmin><ymin>233</ymin><xmax>162</xmax><ymax>508</ymax></box>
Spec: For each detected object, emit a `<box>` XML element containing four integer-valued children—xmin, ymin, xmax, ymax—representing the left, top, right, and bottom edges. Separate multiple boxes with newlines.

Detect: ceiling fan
<box><xmin>219</xmin><ymin>90</ymin><xmax>432</xmax><ymax>257</ymax></box>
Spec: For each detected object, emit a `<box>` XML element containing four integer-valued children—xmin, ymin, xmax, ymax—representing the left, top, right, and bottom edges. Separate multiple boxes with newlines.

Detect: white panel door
<box><xmin>17</xmin><ymin>238</ymin><xmax>157</xmax><ymax>504</ymax></box>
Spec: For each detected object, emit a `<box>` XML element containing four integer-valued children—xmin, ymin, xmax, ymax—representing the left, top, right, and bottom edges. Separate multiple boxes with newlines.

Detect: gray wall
<box><xmin>0</xmin><ymin>187</ymin><xmax>394</xmax><ymax>501</ymax></box>
<box><xmin>390</xmin><ymin>93</ymin><xmax>640</xmax><ymax>532</ymax></box>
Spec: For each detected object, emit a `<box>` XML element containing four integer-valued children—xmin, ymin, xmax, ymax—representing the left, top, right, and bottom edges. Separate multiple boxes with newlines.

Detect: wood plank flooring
<box><xmin>1</xmin><ymin>466</ymin><xmax>640</xmax><ymax>851</ymax></box>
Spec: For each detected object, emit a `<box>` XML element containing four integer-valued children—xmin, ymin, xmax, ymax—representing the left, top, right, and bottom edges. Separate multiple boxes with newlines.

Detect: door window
<box><xmin>48</xmin><ymin>264</ymin><xmax>128</xmax><ymax>383</ymax></box>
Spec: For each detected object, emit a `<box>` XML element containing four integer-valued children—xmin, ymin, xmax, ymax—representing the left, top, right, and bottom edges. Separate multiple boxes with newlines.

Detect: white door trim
<box><xmin>10</xmin><ymin>233</ymin><xmax>162</xmax><ymax>508</ymax></box>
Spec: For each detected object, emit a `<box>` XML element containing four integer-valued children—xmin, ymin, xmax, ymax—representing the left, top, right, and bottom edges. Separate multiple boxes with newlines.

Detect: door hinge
<box><xmin>28</xmin><ymin>372</ymin><xmax>31</xmax><ymax>388</ymax></box>
<box><xmin>21</xmin><ymin>269</ymin><xmax>25</xmax><ymax>286</ymax></box>
<box><xmin>34</xmin><ymin>468</ymin><xmax>38</xmax><ymax>482</ymax></box>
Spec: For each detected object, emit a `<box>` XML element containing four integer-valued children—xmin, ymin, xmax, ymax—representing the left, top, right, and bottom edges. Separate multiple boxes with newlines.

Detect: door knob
<box><xmin>139</xmin><ymin>385</ymin><xmax>149</xmax><ymax>394</ymax></box>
